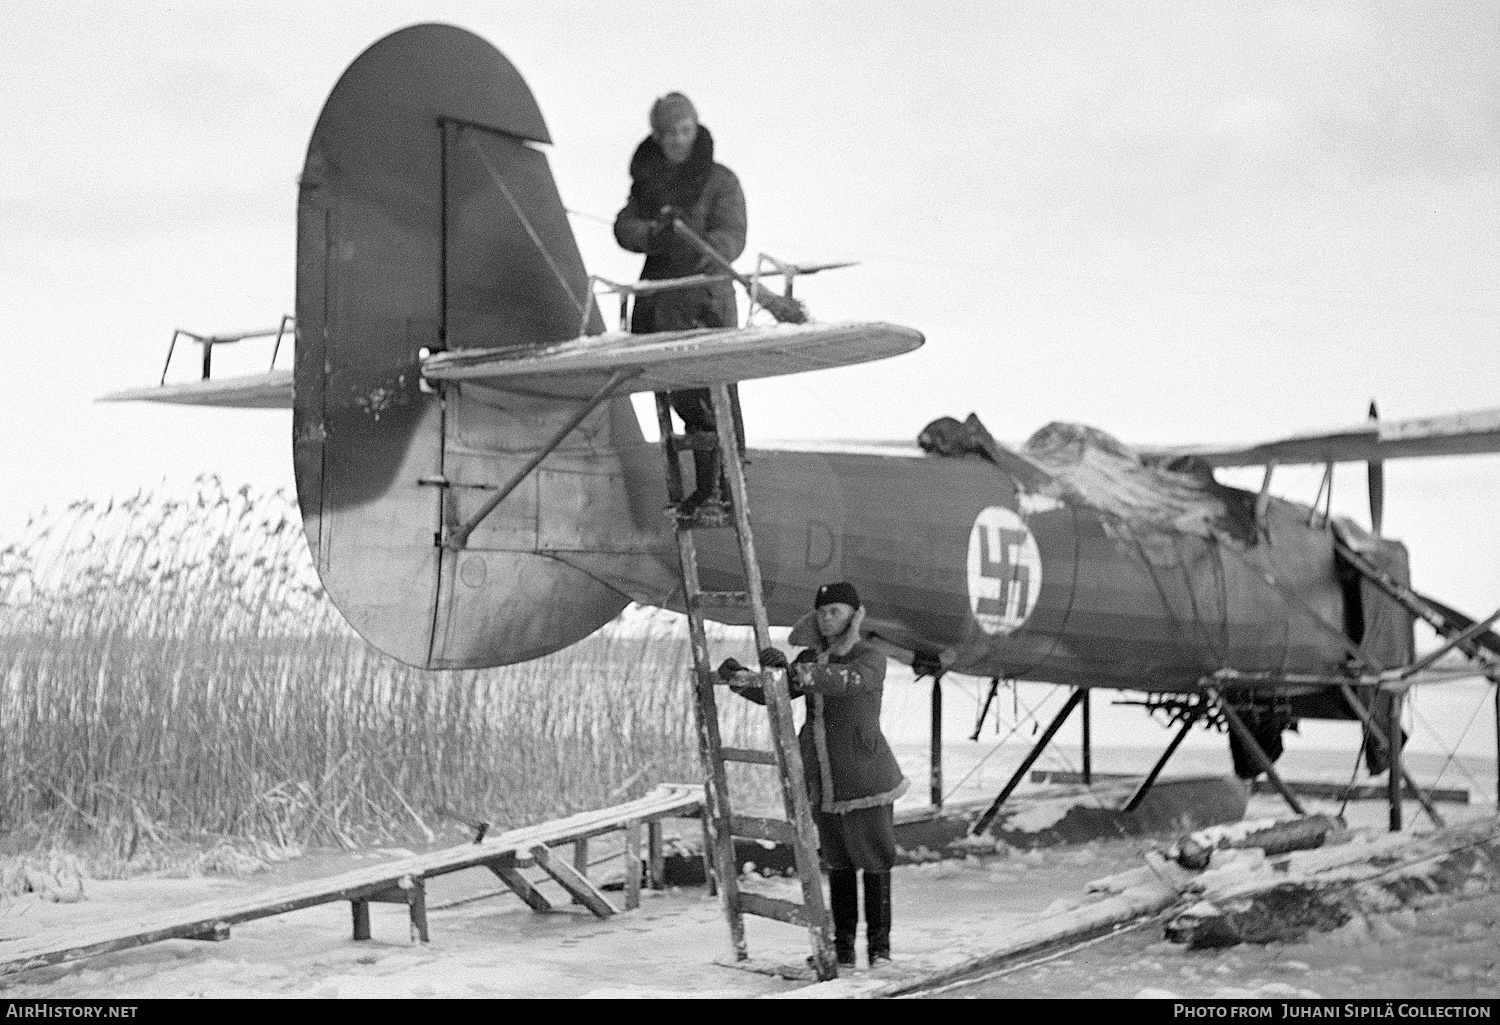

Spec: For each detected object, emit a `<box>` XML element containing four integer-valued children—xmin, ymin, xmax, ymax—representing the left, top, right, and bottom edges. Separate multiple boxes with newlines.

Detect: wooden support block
<box><xmin>405</xmin><ymin>877</ymin><xmax>429</xmax><ymax>945</ymax></box>
<box><xmin>624</xmin><ymin>821</ymin><xmax>642</xmax><ymax>911</ymax></box>
<box><xmin>529</xmin><ymin>843</ymin><xmax>617</xmax><ymax>919</ymax></box>
<box><xmin>486</xmin><ymin>861</ymin><xmax>553</xmax><ymax>912</ymax></box>
<box><xmin>647</xmin><ymin>820</ymin><xmax>665</xmax><ymax>890</ymax></box>
<box><xmin>189</xmin><ymin>921</ymin><xmax>230</xmax><ymax>942</ymax></box>
<box><xmin>572</xmin><ymin>838</ymin><xmax>589</xmax><ymax>905</ymax></box>
<box><xmin>351</xmin><ymin>900</ymin><xmax>371</xmax><ymax>941</ymax></box>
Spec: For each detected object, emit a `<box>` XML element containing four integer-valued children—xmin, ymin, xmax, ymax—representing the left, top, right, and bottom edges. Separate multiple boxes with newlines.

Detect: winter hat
<box><xmin>815</xmin><ymin>581</ymin><xmax>862</xmax><ymax>610</ymax></box>
<box><xmin>650</xmin><ymin>92</ymin><xmax>698</xmax><ymax>131</ymax></box>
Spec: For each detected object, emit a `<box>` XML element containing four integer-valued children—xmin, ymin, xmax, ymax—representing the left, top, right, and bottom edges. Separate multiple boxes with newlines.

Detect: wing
<box><xmin>420</xmin><ymin>321</ymin><xmax>923</xmax><ymax>399</ymax></box>
<box><xmin>97</xmin><ymin>370</ymin><xmax>293</xmax><ymax>409</ymax></box>
<box><xmin>1149</xmin><ymin>406</ymin><xmax>1500</xmax><ymax>467</ymax></box>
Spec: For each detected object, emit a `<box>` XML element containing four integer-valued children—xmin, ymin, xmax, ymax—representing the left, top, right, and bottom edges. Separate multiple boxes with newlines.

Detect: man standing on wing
<box><xmin>614</xmin><ymin>92</ymin><xmax>748</xmax><ymax>513</ymax></box>
<box><xmin>720</xmin><ymin>582</ymin><xmax>908</xmax><ymax>968</ymax></box>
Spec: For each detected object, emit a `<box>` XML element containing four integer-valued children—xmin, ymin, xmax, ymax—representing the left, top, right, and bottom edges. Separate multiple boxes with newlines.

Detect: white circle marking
<box><xmin>967</xmin><ymin>506</ymin><xmax>1042</xmax><ymax>635</ymax></box>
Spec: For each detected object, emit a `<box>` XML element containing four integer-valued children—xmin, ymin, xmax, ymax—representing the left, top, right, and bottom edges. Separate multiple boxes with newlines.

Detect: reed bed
<box><xmin>0</xmin><ymin>478</ymin><xmax>769</xmax><ymax>866</ymax></box>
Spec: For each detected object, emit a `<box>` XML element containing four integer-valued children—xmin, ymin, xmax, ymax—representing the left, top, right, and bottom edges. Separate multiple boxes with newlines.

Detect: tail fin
<box><xmin>294</xmin><ymin>25</ymin><xmax>670</xmax><ymax>668</ymax></box>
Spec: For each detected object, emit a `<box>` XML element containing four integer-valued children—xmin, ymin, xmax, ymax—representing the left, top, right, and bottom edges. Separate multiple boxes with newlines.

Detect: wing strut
<box><xmin>443</xmin><ymin>368</ymin><xmax>638</xmax><ymax>549</ymax></box>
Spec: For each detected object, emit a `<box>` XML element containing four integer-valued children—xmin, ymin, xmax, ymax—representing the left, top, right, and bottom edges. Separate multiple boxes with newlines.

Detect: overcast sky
<box><xmin>2</xmin><ymin>1</ymin><xmax>1498</xmax><ymax>619</ymax></box>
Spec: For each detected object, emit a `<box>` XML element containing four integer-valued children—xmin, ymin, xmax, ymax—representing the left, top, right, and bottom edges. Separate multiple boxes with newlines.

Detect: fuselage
<box><xmin>679</xmin><ymin>444</ymin><xmax>1369</xmax><ymax>693</ymax></box>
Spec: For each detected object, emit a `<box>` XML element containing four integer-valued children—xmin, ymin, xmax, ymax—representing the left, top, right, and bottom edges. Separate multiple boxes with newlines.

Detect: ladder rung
<box><xmin>721</xmin><ymin>746</ymin><xmax>778</xmax><ymax>766</ymax></box>
<box><xmin>672</xmin><ymin>507</ymin><xmax>734</xmax><ymax>529</ymax></box>
<box><xmin>695</xmin><ymin>590</ymin><xmax>750</xmax><ymax>608</ymax></box>
<box><xmin>737</xmin><ymin>892</ymin><xmax>809</xmax><ymax>927</ymax></box>
<box><xmin>672</xmin><ymin>432</ymin><xmax>721</xmax><ymax>452</ymax></box>
<box><xmin>731</xmin><ymin>814</ymin><xmax>798</xmax><ymax>845</ymax></box>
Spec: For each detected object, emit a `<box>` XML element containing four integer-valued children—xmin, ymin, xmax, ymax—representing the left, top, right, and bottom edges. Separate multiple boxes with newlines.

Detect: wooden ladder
<box><xmin>655</xmin><ymin>383</ymin><xmax>838</xmax><ymax>981</ymax></box>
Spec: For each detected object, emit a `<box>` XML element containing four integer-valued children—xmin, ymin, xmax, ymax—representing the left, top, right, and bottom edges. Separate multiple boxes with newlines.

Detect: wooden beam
<box><xmin>647</xmin><ymin>820</ymin><xmax>665</xmax><ymax>890</ymax></box>
<box><xmin>624</xmin><ymin>821</ymin><xmax>642</xmax><ymax>911</ymax></box>
<box><xmin>187</xmin><ymin>922</ymin><xmax>230</xmax><ymax>942</ymax></box>
<box><xmin>528</xmin><ymin>843</ymin><xmax>617</xmax><ymax>919</ymax></box>
<box><xmin>571</xmin><ymin>838</ymin><xmax>589</xmax><ymax>906</ymax></box>
<box><xmin>486</xmin><ymin>861</ymin><xmax>553</xmax><ymax>912</ymax></box>
<box><xmin>351</xmin><ymin>900</ymin><xmax>370</xmax><ymax>942</ymax></box>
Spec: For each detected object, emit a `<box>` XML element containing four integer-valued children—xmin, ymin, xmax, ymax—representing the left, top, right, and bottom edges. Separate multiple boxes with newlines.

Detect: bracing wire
<box><xmin>467</xmin><ymin>135</ymin><xmax>585</xmax><ymax>313</ymax></box>
<box><xmin>941</xmin><ymin>682</ymin><xmax>1057</xmax><ymax>801</ymax></box>
<box><xmin>1409</xmin><ymin>692</ymin><xmax>1492</xmax><ymax>797</ymax></box>
<box><xmin>565</xmin><ymin>206</ymin><xmax>615</xmax><ymax>227</ymax></box>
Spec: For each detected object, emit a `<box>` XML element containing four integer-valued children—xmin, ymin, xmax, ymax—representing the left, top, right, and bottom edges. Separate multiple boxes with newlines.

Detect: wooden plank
<box><xmin>528</xmin><ymin>843</ymin><xmax>617</xmax><ymax>919</ymax></box>
<box><xmin>730</xmin><ymin>814</ymin><xmax>797</xmax><ymax>845</ymax></box>
<box><xmin>737</xmin><ymin>892</ymin><xmax>809</xmax><ymax>928</ymax></box>
<box><xmin>1251</xmin><ymin>780</ymin><xmax>1470</xmax><ymax>803</ymax></box>
<box><xmin>188</xmin><ymin>922</ymin><xmax>230</xmax><ymax>942</ymax></box>
<box><xmin>1030</xmin><ymin>769</ymin><xmax>1470</xmax><ymax>805</ymax></box>
<box><xmin>1</xmin><ymin>784</ymin><xmax>701</xmax><ymax>976</ymax></box>
<box><xmin>624</xmin><ymin>821</ymin><xmax>642</xmax><ymax>911</ymax></box>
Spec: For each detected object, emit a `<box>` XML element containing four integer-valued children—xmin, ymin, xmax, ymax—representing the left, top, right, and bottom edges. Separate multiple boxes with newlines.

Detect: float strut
<box><xmin>970</xmin><ymin>688</ymin><xmax>1086</xmax><ymax>836</ymax></box>
<box><xmin>930</xmin><ymin>674</ymin><xmax>944</xmax><ymax>808</ymax></box>
<box><xmin>1122</xmin><ymin>705</ymin><xmax>1201</xmax><ymax>813</ymax></box>
<box><xmin>1209</xmin><ymin>690</ymin><xmax>1306</xmax><ymax>817</ymax></box>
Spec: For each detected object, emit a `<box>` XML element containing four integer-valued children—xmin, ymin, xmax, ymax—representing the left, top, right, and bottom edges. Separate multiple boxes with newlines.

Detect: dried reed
<box><xmin>0</xmin><ymin>478</ymin><xmax>770</xmax><ymax>863</ymax></box>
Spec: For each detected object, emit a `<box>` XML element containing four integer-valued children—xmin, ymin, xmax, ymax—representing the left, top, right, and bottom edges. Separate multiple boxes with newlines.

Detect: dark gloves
<box><xmin>716</xmin><ymin>656</ymin><xmax>748</xmax><ymax>682</ymax></box>
<box><xmin>758</xmin><ymin>647</ymin><xmax>789</xmax><ymax>670</ymax></box>
<box><xmin>647</xmin><ymin>205</ymin><xmax>683</xmax><ymax>250</ymax></box>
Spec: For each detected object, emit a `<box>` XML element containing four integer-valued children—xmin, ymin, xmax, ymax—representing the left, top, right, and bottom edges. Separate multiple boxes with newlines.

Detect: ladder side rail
<box><xmin>675</xmin><ymin>526</ymin><xmax>748</xmax><ymax>961</ymax></box>
<box><xmin>709</xmin><ymin>383</ymin><xmax>837</xmax><ymax>980</ymax></box>
<box><xmin>655</xmin><ymin>393</ymin><xmax>687</xmax><ymax>505</ymax></box>
<box><xmin>710</xmin><ymin>383</ymin><xmax>772</xmax><ymax>649</ymax></box>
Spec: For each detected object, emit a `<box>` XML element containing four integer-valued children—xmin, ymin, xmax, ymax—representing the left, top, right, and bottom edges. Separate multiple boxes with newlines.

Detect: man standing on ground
<box><xmin>720</xmin><ymin>582</ymin><xmax>908</xmax><ymax>968</ymax></box>
<box><xmin>614</xmin><ymin>92</ymin><xmax>747</xmax><ymax>512</ymax></box>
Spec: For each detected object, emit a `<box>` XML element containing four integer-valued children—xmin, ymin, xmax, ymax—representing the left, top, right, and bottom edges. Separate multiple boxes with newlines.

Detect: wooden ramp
<box><xmin>1</xmin><ymin>784</ymin><xmax>704</xmax><ymax>978</ymax></box>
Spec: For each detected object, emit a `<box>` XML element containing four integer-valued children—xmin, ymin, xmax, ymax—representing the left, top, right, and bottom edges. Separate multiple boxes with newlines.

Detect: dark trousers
<box><xmin>667</xmin><ymin>385</ymin><xmax>744</xmax><ymax>502</ymax></box>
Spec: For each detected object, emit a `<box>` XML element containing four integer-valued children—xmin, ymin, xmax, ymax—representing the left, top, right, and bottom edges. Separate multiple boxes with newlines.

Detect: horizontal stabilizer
<box><xmin>1155</xmin><ymin>406</ymin><xmax>1500</xmax><ymax>467</ymax></box>
<box><xmin>97</xmin><ymin>370</ymin><xmax>293</xmax><ymax>409</ymax></box>
<box><xmin>421</xmin><ymin>321</ymin><xmax>923</xmax><ymax>398</ymax></box>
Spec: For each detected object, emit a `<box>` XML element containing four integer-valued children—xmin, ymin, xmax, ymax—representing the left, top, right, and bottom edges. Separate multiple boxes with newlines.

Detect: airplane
<box><xmin>101</xmin><ymin>24</ymin><xmax>1500</xmax><ymax>836</ymax></box>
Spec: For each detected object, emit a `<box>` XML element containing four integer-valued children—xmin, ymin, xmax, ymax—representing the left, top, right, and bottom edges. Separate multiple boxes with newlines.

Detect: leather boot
<box><xmin>829</xmin><ymin>868</ymin><xmax>858</xmax><ymax>967</ymax></box>
<box><xmin>863</xmin><ymin>870</ymin><xmax>892</xmax><ymax>965</ymax></box>
<box><xmin>680</xmin><ymin>447</ymin><xmax>723</xmax><ymax>514</ymax></box>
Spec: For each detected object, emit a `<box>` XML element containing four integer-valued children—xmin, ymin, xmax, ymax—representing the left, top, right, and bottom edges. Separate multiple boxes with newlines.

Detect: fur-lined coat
<box><xmin>735</xmin><ymin>616</ymin><xmax>909</xmax><ymax>814</ymax></box>
<box><xmin>613</xmin><ymin>125</ymin><xmax>746</xmax><ymax>332</ymax></box>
